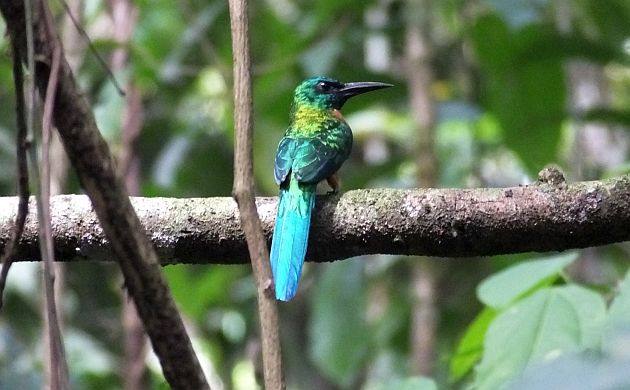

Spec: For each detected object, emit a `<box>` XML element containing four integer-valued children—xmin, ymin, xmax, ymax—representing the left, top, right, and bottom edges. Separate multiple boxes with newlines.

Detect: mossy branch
<box><xmin>2</xmin><ymin>173</ymin><xmax>629</xmax><ymax>264</ymax></box>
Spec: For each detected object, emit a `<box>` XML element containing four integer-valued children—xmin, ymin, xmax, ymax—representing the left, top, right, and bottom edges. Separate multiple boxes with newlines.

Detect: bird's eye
<box><xmin>316</xmin><ymin>81</ymin><xmax>333</xmax><ymax>92</ymax></box>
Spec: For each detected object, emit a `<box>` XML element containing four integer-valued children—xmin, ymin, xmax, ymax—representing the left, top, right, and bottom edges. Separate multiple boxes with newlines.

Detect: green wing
<box><xmin>274</xmin><ymin>128</ymin><xmax>352</xmax><ymax>186</ymax></box>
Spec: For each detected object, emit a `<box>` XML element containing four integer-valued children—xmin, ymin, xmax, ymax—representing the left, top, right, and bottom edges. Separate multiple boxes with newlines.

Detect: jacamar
<box><xmin>270</xmin><ymin>76</ymin><xmax>392</xmax><ymax>301</ymax></box>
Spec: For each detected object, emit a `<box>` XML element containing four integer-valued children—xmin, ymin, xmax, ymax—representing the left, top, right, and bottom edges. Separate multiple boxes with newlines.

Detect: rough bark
<box><xmin>1</xmin><ymin>173</ymin><xmax>629</xmax><ymax>264</ymax></box>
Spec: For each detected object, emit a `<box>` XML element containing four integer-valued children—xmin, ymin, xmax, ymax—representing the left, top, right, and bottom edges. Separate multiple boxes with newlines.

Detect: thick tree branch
<box><xmin>2</xmin><ymin>174</ymin><xmax>629</xmax><ymax>263</ymax></box>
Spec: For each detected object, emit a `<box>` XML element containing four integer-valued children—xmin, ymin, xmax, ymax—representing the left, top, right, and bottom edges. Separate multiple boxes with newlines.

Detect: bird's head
<box><xmin>292</xmin><ymin>76</ymin><xmax>392</xmax><ymax>110</ymax></box>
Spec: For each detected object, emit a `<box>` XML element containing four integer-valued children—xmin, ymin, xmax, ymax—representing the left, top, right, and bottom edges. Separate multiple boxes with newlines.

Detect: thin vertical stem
<box><xmin>228</xmin><ymin>0</ymin><xmax>284</xmax><ymax>388</ymax></box>
<box><xmin>405</xmin><ymin>0</ymin><xmax>438</xmax><ymax>376</ymax></box>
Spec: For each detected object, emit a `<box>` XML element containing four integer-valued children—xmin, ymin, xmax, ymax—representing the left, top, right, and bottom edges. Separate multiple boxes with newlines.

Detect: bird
<box><xmin>270</xmin><ymin>76</ymin><xmax>392</xmax><ymax>301</ymax></box>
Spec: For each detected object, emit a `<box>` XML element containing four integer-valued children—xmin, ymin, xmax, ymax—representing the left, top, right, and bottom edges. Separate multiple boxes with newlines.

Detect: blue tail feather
<box><xmin>270</xmin><ymin>181</ymin><xmax>316</xmax><ymax>301</ymax></box>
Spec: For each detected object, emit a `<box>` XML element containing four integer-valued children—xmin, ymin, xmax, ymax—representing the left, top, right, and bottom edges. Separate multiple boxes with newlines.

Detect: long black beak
<box><xmin>339</xmin><ymin>81</ymin><xmax>393</xmax><ymax>99</ymax></box>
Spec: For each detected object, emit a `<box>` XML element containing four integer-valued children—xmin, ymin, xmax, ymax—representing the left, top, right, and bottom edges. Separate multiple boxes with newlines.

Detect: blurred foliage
<box><xmin>0</xmin><ymin>0</ymin><xmax>629</xmax><ymax>389</ymax></box>
<box><xmin>460</xmin><ymin>256</ymin><xmax>630</xmax><ymax>390</ymax></box>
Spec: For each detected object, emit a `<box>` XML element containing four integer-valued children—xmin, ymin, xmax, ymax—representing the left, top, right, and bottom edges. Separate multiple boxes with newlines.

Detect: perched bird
<box><xmin>270</xmin><ymin>76</ymin><xmax>392</xmax><ymax>301</ymax></box>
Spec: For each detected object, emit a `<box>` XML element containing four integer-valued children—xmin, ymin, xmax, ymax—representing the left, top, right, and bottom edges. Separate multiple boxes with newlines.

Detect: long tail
<box><xmin>270</xmin><ymin>178</ymin><xmax>316</xmax><ymax>301</ymax></box>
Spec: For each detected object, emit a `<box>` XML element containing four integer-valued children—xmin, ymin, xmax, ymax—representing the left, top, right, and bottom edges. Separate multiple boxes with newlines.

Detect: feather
<box><xmin>270</xmin><ymin>178</ymin><xmax>316</xmax><ymax>301</ymax></box>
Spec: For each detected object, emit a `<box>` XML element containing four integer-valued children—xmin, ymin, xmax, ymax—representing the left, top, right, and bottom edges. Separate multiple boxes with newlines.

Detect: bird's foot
<box><xmin>326</xmin><ymin>174</ymin><xmax>341</xmax><ymax>195</ymax></box>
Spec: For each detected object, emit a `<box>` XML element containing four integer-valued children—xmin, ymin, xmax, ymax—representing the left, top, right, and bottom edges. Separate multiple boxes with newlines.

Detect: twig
<box><xmin>0</xmin><ymin>42</ymin><xmax>31</xmax><ymax>310</ymax></box>
<box><xmin>39</xmin><ymin>1</ymin><xmax>70</xmax><ymax>387</ymax></box>
<box><xmin>57</xmin><ymin>0</ymin><xmax>126</xmax><ymax>96</ymax></box>
<box><xmin>228</xmin><ymin>0</ymin><xmax>284</xmax><ymax>388</ymax></box>
<box><xmin>23</xmin><ymin>0</ymin><xmax>62</xmax><ymax>386</ymax></box>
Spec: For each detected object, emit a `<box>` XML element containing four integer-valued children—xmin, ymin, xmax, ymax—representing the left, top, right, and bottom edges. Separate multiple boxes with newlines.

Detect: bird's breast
<box><xmin>290</xmin><ymin>106</ymin><xmax>347</xmax><ymax>137</ymax></box>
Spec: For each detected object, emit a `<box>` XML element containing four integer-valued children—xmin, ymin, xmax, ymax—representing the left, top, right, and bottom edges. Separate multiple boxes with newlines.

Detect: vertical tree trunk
<box><xmin>405</xmin><ymin>0</ymin><xmax>438</xmax><ymax>376</ymax></box>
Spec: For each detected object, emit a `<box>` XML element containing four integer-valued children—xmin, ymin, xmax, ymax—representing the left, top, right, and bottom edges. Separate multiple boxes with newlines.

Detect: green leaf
<box><xmin>474</xmin><ymin>285</ymin><xmax>607</xmax><ymax>390</ymax></box>
<box><xmin>506</xmin><ymin>354</ymin><xmax>630</xmax><ymax>390</ymax></box>
<box><xmin>517</xmin><ymin>33</ymin><xmax>623</xmax><ymax>65</ymax></box>
<box><xmin>450</xmin><ymin>307</ymin><xmax>497</xmax><ymax>381</ymax></box>
<box><xmin>493</xmin><ymin>58</ymin><xmax>565</xmax><ymax>173</ymax></box>
<box><xmin>603</xmin><ymin>269</ymin><xmax>630</xmax><ymax>354</ymax></box>
<box><xmin>469</xmin><ymin>14</ymin><xmax>514</xmax><ymax>71</ymax></box>
<box><xmin>584</xmin><ymin>0</ymin><xmax>630</xmax><ymax>47</ymax></box>
<box><xmin>606</xmin><ymin>269</ymin><xmax>630</xmax><ymax>329</ymax></box>
<box><xmin>582</xmin><ymin>108</ymin><xmax>630</xmax><ymax>129</ymax></box>
<box><xmin>309</xmin><ymin>260</ymin><xmax>368</xmax><ymax>387</ymax></box>
<box><xmin>477</xmin><ymin>253</ymin><xmax>578</xmax><ymax>309</ymax></box>
<box><xmin>471</xmin><ymin>16</ymin><xmax>568</xmax><ymax>173</ymax></box>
